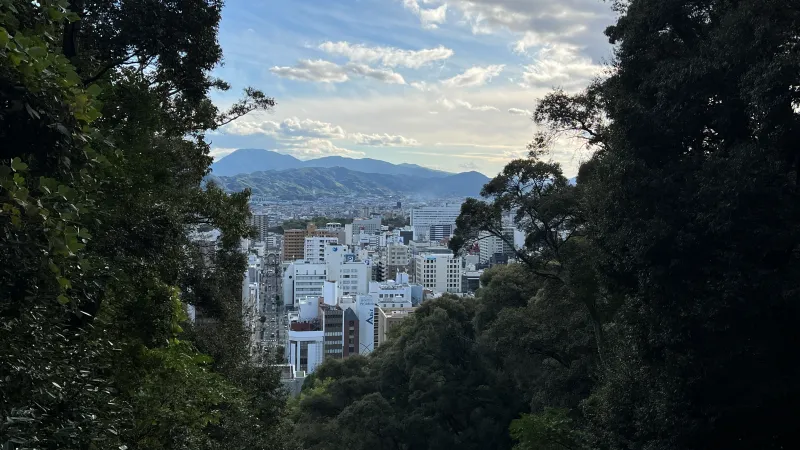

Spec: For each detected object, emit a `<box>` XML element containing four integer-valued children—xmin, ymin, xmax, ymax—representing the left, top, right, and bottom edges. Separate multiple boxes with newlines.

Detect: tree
<box><xmin>1</xmin><ymin>0</ymin><xmax>287</xmax><ymax>448</ymax></box>
<box><xmin>531</xmin><ymin>1</ymin><xmax>800</xmax><ymax>449</ymax></box>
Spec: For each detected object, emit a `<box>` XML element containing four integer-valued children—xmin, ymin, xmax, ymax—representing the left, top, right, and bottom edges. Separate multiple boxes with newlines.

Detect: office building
<box><xmin>283</xmin><ymin>261</ymin><xmax>327</xmax><ymax>306</ymax></box>
<box><xmin>304</xmin><ymin>236</ymin><xmax>338</xmax><ymax>263</ymax></box>
<box><xmin>324</xmin><ymin>244</ymin><xmax>370</xmax><ymax>296</ymax></box>
<box><xmin>410</xmin><ymin>205</ymin><xmax>460</xmax><ymax>241</ymax></box>
<box><xmin>414</xmin><ymin>252</ymin><xmax>463</xmax><ymax>293</ymax></box>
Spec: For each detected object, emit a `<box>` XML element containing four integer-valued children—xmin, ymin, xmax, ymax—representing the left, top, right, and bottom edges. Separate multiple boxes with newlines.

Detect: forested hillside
<box><xmin>288</xmin><ymin>1</ymin><xmax>800</xmax><ymax>449</ymax></box>
<box><xmin>1</xmin><ymin>1</ymin><xmax>288</xmax><ymax>448</ymax></box>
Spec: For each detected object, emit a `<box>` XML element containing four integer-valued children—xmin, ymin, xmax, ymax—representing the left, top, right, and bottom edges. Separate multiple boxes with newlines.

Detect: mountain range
<box><xmin>208</xmin><ymin>166</ymin><xmax>489</xmax><ymax>200</ymax></box>
<box><xmin>208</xmin><ymin>149</ymin><xmax>489</xmax><ymax>199</ymax></box>
<box><xmin>210</xmin><ymin>148</ymin><xmax>451</xmax><ymax>178</ymax></box>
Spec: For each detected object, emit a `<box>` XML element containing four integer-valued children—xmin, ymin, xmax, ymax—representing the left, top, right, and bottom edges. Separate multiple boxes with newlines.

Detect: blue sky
<box><xmin>208</xmin><ymin>0</ymin><xmax>614</xmax><ymax>176</ymax></box>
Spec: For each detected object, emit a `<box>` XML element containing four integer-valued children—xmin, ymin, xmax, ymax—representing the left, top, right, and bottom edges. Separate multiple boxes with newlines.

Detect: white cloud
<box><xmin>508</xmin><ymin>107</ymin><xmax>532</xmax><ymax>116</ymax></box>
<box><xmin>344</xmin><ymin>62</ymin><xmax>406</xmax><ymax>84</ymax></box>
<box><xmin>349</xmin><ymin>132</ymin><xmax>421</xmax><ymax>147</ymax></box>
<box><xmin>403</xmin><ymin>0</ymin><xmax>447</xmax><ymax>29</ymax></box>
<box><xmin>223</xmin><ymin>117</ymin><xmax>346</xmax><ymax>139</ymax></box>
<box><xmin>270</xmin><ymin>59</ymin><xmax>349</xmax><ymax>83</ymax></box>
<box><xmin>411</xmin><ymin>81</ymin><xmax>439</xmax><ymax>92</ymax></box>
<box><xmin>437</xmin><ymin>97</ymin><xmax>499</xmax><ymax>112</ymax></box>
<box><xmin>521</xmin><ymin>44</ymin><xmax>604</xmax><ymax>88</ymax></box>
<box><xmin>459</xmin><ymin>161</ymin><xmax>480</xmax><ymax>170</ymax></box>
<box><xmin>454</xmin><ymin>99</ymin><xmax>499</xmax><ymax>112</ymax></box>
<box><xmin>447</xmin><ymin>0</ymin><xmax>606</xmax><ymax>37</ymax></box>
<box><xmin>271</xmin><ymin>59</ymin><xmax>405</xmax><ymax>85</ymax></box>
<box><xmin>319</xmin><ymin>41</ymin><xmax>453</xmax><ymax>68</ymax></box>
<box><xmin>283</xmin><ymin>138</ymin><xmax>365</xmax><ymax>159</ymax></box>
<box><xmin>441</xmin><ymin>64</ymin><xmax>504</xmax><ymax>87</ymax></box>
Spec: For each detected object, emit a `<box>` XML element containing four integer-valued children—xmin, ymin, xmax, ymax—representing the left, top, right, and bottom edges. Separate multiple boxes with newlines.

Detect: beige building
<box><xmin>374</xmin><ymin>306</ymin><xmax>416</xmax><ymax>348</ymax></box>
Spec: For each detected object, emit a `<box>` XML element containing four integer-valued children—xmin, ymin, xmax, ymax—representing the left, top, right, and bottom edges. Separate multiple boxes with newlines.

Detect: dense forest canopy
<box><xmin>3</xmin><ymin>1</ymin><xmax>799</xmax><ymax>450</ymax></box>
<box><xmin>1</xmin><ymin>0</ymin><xmax>287</xmax><ymax>448</ymax></box>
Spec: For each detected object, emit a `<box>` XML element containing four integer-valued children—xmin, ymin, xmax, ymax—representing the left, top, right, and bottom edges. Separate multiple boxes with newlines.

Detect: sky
<box><xmin>208</xmin><ymin>0</ymin><xmax>615</xmax><ymax>177</ymax></box>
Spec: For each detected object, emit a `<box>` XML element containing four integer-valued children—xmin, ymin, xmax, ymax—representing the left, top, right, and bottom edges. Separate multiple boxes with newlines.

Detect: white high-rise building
<box><xmin>282</xmin><ymin>261</ymin><xmax>327</xmax><ymax>307</ymax></box>
<box><xmin>324</xmin><ymin>244</ymin><xmax>369</xmax><ymax>296</ymax></box>
<box><xmin>304</xmin><ymin>236</ymin><xmax>338</xmax><ymax>263</ymax></box>
<box><xmin>410</xmin><ymin>205</ymin><xmax>461</xmax><ymax>241</ymax></box>
<box><xmin>414</xmin><ymin>252</ymin><xmax>463</xmax><ymax>293</ymax></box>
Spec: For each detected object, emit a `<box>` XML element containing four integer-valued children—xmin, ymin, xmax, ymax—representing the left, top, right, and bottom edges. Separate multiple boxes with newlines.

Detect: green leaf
<box><xmin>57</xmin><ymin>294</ymin><xmax>70</xmax><ymax>305</ymax></box>
<box><xmin>10</xmin><ymin>157</ymin><xmax>28</xmax><ymax>172</ymax></box>
<box><xmin>57</xmin><ymin>276</ymin><xmax>71</xmax><ymax>290</ymax></box>
<box><xmin>0</xmin><ymin>27</ymin><xmax>9</xmax><ymax>48</ymax></box>
<box><xmin>86</xmin><ymin>84</ymin><xmax>103</xmax><ymax>97</ymax></box>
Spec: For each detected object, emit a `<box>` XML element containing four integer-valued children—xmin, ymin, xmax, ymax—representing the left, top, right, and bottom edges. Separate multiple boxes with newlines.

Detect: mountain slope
<box><xmin>210</xmin><ymin>149</ymin><xmax>451</xmax><ymax>178</ymax></box>
<box><xmin>304</xmin><ymin>156</ymin><xmax>450</xmax><ymax>178</ymax></box>
<box><xmin>210</xmin><ymin>148</ymin><xmax>303</xmax><ymax>175</ymax></box>
<box><xmin>210</xmin><ymin>166</ymin><xmax>489</xmax><ymax>199</ymax></box>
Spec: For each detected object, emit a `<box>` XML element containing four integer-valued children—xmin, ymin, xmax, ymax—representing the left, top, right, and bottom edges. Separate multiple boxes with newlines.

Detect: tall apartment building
<box><xmin>250</xmin><ymin>214</ymin><xmax>270</xmax><ymax>242</ymax></box>
<box><xmin>410</xmin><ymin>205</ymin><xmax>460</xmax><ymax>241</ymax></box>
<box><xmin>414</xmin><ymin>252</ymin><xmax>463</xmax><ymax>293</ymax></box>
<box><xmin>282</xmin><ymin>261</ymin><xmax>327</xmax><ymax>307</ymax></box>
<box><xmin>304</xmin><ymin>236</ymin><xmax>338</xmax><ymax>263</ymax></box>
<box><xmin>283</xmin><ymin>229</ymin><xmax>306</xmax><ymax>261</ymax></box>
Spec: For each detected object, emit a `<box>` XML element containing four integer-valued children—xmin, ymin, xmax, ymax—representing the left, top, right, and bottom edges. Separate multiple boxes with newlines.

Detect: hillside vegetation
<box><xmin>210</xmin><ymin>167</ymin><xmax>489</xmax><ymax>199</ymax></box>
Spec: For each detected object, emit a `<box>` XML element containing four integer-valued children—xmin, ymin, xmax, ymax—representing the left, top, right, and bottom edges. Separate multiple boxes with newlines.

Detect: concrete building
<box><xmin>283</xmin><ymin>229</ymin><xmax>306</xmax><ymax>261</ymax></box>
<box><xmin>414</xmin><ymin>252</ymin><xmax>463</xmax><ymax>293</ymax></box>
<box><xmin>351</xmin><ymin>216</ymin><xmax>382</xmax><ymax>242</ymax></box>
<box><xmin>287</xmin><ymin>297</ymin><xmax>325</xmax><ymax>375</ymax></box>
<box><xmin>429</xmin><ymin>223</ymin><xmax>456</xmax><ymax>242</ymax></box>
<box><xmin>410</xmin><ymin>205</ymin><xmax>460</xmax><ymax>241</ymax></box>
<box><xmin>320</xmin><ymin>303</ymin><xmax>344</xmax><ymax>360</ymax></box>
<box><xmin>304</xmin><ymin>236</ymin><xmax>338</xmax><ymax>263</ymax></box>
<box><xmin>250</xmin><ymin>214</ymin><xmax>270</xmax><ymax>242</ymax></box>
<box><xmin>324</xmin><ymin>244</ymin><xmax>370</xmax><ymax>296</ymax></box>
<box><xmin>374</xmin><ymin>306</ymin><xmax>415</xmax><ymax>348</ymax></box>
<box><xmin>283</xmin><ymin>261</ymin><xmax>327</xmax><ymax>307</ymax></box>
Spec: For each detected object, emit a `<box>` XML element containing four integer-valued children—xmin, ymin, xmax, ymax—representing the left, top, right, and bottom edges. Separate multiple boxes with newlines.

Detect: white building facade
<box><xmin>414</xmin><ymin>253</ymin><xmax>463</xmax><ymax>293</ymax></box>
<box><xmin>304</xmin><ymin>236</ymin><xmax>338</xmax><ymax>263</ymax></box>
<box><xmin>410</xmin><ymin>205</ymin><xmax>461</xmax><ymax>241</ymax></box>
<box><xmin>283</xmin><ymin>261</ymin><xmax>327</xmax><ymax>307</ymax></box>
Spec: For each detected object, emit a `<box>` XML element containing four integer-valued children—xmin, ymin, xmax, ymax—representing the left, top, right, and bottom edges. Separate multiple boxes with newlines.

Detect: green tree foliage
<box><xmin>1</xmin><ymin>1</ymin><xmax>286</xmax><ymax>449</ymax></box>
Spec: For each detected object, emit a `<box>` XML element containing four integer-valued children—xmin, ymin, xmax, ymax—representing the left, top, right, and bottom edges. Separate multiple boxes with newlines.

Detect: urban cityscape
<box><xmin>189</xmin><ymin>196</ymin><xmax>524</xmax><ymax>395</ymax></box>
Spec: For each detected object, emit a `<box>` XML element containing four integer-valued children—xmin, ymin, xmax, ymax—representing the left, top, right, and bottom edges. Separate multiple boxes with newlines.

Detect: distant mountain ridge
<box><xmin>208</xmin><ymin>166</ymin><xmax>489</xmax><ymax>200</ymax></box>
<box><xmin>210</xmin><ymin>148</ymin><xmax>451</xmax><ymax>178</ymax></box>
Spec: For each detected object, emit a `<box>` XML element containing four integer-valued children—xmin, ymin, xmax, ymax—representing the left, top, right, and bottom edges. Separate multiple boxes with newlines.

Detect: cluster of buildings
<box><xmin>189</xmin><ymin>204</ymin><xmax>528</xmax><ymax>394</ymax></box>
